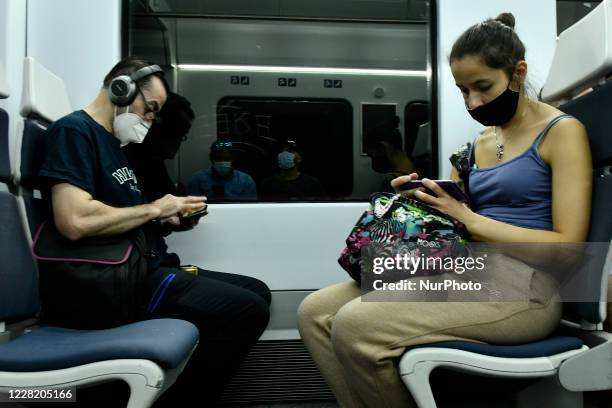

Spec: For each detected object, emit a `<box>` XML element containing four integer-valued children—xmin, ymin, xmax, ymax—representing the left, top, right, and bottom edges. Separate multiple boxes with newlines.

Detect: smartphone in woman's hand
<box><xmin>400</xmin><ymin>180</ymin><xmax>469</xmax><ymax>202</ymax></box>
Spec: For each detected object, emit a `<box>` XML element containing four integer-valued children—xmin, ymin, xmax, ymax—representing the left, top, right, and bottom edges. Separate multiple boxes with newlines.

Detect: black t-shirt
<box><xmin>122</xmin><ymin>143</ymin><xmax>182</xmax><ymax>268</ymax></box>
<box><xmin>38</xmin><ymin>110</ymin><xmax>143</xmax><ymax>207</ymax></box>
<box><xmin>122</xmin><ymin>144</ymin><xmax>178</xmax><ymax>202</ymax></box>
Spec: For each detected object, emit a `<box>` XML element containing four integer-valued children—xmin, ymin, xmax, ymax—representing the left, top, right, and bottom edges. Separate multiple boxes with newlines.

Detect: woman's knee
<box><xmin>297</xmin><ymin>288</ymin><xmax>340</xmax><ymax>338</ymax></box>
<box><xmin>330</xmin><ymin>304</ymin><xmax>373</xmax><ymax>364</ymax></box>
<box><xmin>297</xmin><ymin>291</ymin><xmax>321</xmax><ymax>334</ymax></box>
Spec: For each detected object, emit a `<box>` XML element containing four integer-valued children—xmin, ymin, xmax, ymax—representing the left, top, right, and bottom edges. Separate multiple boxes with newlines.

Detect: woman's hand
<box><xmin>390</xmin><ymin>173</ymin><xmax>426</xmax><ymax>198</ymax></box>
<box><xmin>413</xmin><ymin>178</ymin><xmax>472</xmax><ymax>222</ymax></box>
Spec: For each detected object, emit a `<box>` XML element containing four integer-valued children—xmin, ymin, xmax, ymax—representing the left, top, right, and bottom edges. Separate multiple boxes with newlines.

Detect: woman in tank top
<box><xmin>297</xmin><ymin>12</ymin><xmax>592</xmax><ymax>408</ymax></box>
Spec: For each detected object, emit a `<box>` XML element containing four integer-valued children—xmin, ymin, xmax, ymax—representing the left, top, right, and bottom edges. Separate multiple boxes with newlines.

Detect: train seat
<box><xmin>0</xmin><ymin>71</ymin><xmax>9</xmax><ymax>188</ymax></box>
<box><xmin>399</xmin><ymin>1</ymin><xmax>612</xmax><ymax>407</ymax></box>
<box><xmin>12</xmin><ymin>57</ymin><xmax>72</xmax><ymax>236</ymax></box>
<box><xmin>0</xmin><ymin>57</ymin><xmax>199</xmax><ymax>408</ymax></box>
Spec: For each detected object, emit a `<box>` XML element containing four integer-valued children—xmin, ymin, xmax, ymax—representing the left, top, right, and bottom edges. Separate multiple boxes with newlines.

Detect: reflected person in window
<box><xmin>123</xmin><ymin>92</ymin><xmax>193</xmax><ymax>201</ymax></box>
<box><xmin>260</xmin><ymin>140</ymin><xmax>326</xmax><ymax>200</ymax></box>
<box><xmin>364</xmin><ymin>115</ymin><xmax>416</xmax><ymax>192</ymax></box>
<box><xmin>188</xmin><ymin>140</ymin><xmax>257</xmax><ymax>200</ymax></box>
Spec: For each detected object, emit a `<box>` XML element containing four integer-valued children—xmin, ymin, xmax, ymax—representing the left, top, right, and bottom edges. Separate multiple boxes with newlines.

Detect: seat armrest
<box><xmin>559</xmin><ymin>332</ymin><xmax>612</xmax><ymax>392</ymax></box>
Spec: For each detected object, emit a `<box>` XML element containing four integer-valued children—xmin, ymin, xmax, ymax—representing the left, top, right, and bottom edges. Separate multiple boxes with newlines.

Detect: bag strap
<box><xmin>32</xmin><ymin>220</ymin><xmax>134</xmax><ymax>264</ymax></box>
<box><xmin>374</xmin><ymin>194</ymin><xmax>402</xmax><ymax>218</ymax></box>
<box><xmin>463</xmin><ymin>140</ymin><xmax>476</xmax><ymax>198</ymax></box>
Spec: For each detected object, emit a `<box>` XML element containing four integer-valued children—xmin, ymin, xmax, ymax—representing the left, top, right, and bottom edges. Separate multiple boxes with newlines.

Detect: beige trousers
<box><xmin>297</xmin><ymin>267</ymin><xmax>562</xmax><ymax>408</ymax></box>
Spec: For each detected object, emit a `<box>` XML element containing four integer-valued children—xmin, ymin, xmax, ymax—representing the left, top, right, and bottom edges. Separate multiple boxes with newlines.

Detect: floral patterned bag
<box><xmin>338</xmin><ymin>192</ymin><xmax>470</xmax><ymax>282</ymax></box>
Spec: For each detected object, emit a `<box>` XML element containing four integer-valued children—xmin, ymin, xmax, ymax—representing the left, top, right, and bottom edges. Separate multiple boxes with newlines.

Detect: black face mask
<box><xmin>467</xmin><ymin>85</ymin><xmax>520</xmax><ymax>126</ymax></box>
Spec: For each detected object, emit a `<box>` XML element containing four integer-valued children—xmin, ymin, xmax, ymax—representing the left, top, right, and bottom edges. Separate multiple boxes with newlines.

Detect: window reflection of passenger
<box><xmin>261</xmin><ymin>141</ymin><xmax>326</xmax><ymax>200</ymax></box>
<box><xmin>364</xmin><ymin>116</ymin><xmax>416</xmax><ymax>192</ymax></box>
<box><xmin>121</xmin><ymin>92</ymin><xmax>271</xmax><ymax>406</ymax></box>
<box><xmin>188</xmin><ymin>140</ymin><xmax>257</xmax><ymax>200</ymax></box>
<box><xmin>123</xmin><ymin>92</ymin><xmax>193</xmax><ymax>200</ymax></box>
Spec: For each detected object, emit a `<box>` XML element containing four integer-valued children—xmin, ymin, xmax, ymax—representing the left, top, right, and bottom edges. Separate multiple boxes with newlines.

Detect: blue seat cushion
<box><xmin>0</xmin><ymin>319</ymin><xmax>199</xmax><ymax>372</ymax></box>
<box><xmin>406</xmin><ymin>336</ymin><xmax>584</xmax><ymax>358</ymax></box>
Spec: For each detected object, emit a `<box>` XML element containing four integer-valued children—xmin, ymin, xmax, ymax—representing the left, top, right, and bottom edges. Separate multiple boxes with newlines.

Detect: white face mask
<box><xmin>113</xmin><ymin>106</ymin><xmax>151</xmax><ymax>147</ymax></box>
<box><xmin>278</xmin><ymin>151</ymin><xmax>296</xmax><ymax>170</ymax></box>
<box><xmin>213</xmin><ymin>161</ymin><xmax>233</xmax><ymax>177</ymax></box>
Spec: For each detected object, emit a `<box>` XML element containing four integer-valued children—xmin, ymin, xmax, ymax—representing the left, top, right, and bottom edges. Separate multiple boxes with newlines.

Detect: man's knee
<box><xmin>250</xmin><ymin>277</ymin><xmax>272</xmax><ymax>306</ymax></box>
<box><xmin>239</xmin><ymin>290</ymin><xmax>270</xmax><ymax>333</ymax></box>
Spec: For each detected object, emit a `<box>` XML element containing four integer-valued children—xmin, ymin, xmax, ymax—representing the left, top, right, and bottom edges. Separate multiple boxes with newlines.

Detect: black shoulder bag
<box><xmin>32</xmin><ymin>221</ymin><xmax>149</xmax><ymax>329</ymax></box>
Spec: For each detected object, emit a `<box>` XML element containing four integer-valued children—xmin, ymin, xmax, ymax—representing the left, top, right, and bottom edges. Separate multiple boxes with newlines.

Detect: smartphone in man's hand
<box><xmin>178</xmin><ymin>207</ymin><xmax>208</xmax><ymax>229</ymax></box>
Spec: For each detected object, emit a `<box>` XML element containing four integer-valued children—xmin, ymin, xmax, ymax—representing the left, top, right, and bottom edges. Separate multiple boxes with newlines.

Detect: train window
<box><xmin>556</xmin><ymin>1</ymin><xmax>602</xmax><ymax>35</ymax></box>
<box><xmin>361</xmin><ymin>103</ymin><xmax>397</xmax><ymax>155</ymax></box>
<box><xmin>209</xmin><ymin>97</ymin><xmax>353</xmax><ymax>202</ymax></box>
<box><xmin>132</xmin><ymin>0</ymin><xmax>429</xmax><ymax>22</ymax></box>
<box><xmin>126</xmin><ymin>0</ymin><xmax>434</xmax><ymax>202</ymax></box>
<box><xmin>404</xmin><ymin>101</ymin><xmax>433</xmax><ymax>178</ymax></box>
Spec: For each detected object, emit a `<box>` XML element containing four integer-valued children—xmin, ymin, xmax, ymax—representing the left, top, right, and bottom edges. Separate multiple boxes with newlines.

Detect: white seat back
<box><xmin>19</xmin><ymin>57</ymin><xmax>71</xmax><ymax>122</ymax></box>
<box><xmin>0</xmin><ymin>63</ymin><xmax>9</xmax><ymax>99</ymax></box>
<box><xmin>542</xmin><ymin>0</ymin><xmax>612</xmax><ymax>102</ymax></box>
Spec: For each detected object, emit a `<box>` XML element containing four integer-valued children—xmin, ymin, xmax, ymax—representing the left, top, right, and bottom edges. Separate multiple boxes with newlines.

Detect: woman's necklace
<box><xmin>493</xmin><ymin>97</ymin><xmax>531</xmax><ymax>161</ymax></box>
<box><xmin>494</xmin><ymin>126</ymin><xmax>505</xmax><ymax>161</ymax></box>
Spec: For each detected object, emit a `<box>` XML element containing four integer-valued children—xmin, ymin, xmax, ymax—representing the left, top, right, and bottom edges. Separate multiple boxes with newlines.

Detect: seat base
<box><xmin>0</xmin><ymin>358</ymin><xmax>191</xmax><ymax>408</ymax></box>
<box><xmin>400</xmin><ymin>344</ymin><xmax>588</xmax><ymax>408</ymax></box>
<box><xmin>0</xmin><ymin>319</ymin><xmax>199</xmax><ymax>372</ymax></box>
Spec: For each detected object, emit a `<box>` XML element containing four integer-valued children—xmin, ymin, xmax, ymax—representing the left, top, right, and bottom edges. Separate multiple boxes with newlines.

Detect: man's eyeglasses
<box><xmin>138</xmin><ymin>88</ymin><xmax>161</xmax><ymax>124</ymax></box>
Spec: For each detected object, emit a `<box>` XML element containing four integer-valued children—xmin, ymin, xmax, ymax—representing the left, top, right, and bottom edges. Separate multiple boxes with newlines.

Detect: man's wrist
<box><xmin>145</xmin><ymin>203</ymin><xmax>162</xmax><ymax>220</ymax></box>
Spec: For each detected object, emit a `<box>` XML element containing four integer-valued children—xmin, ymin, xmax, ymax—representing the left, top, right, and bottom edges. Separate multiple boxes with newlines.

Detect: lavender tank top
<box><xmin>468</xmin><ymin>114</ymin><xmax>573</xmax><ymax>230</ymax></box>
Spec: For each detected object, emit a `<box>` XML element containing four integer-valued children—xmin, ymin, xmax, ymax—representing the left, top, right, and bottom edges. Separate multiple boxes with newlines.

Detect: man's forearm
<box><xmin>54</xmin><ymin>198</ymin><xmax>161</xmax><ymax>239</ymax></box>
<box><xmin>78</xmin><ymin>200</ymin><xmax>161</xmax><ymax>237</ymax></box>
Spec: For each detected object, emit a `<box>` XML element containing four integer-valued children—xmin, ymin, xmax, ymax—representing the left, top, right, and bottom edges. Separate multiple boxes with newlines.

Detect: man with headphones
<box><xmin>37</xmin><ymin>56</ymin><xmax>270</xmax><ymax>406</ymax></box>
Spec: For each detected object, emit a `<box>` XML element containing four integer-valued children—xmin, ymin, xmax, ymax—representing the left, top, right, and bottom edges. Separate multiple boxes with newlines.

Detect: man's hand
<box><xmin>51</xmin><ymin>183</ymin><xmax>196</xmax><ymax>240</ymax></box>
<box><xmin>160</xmin><ymin>212</ymin><xmax>203</xmax><ymax>233</ymax></box>
<box><xmin>151</xmin><ymin>194</ymin><xmax>207</xmax><ymax>219</ymax></box>
<box><xmin>160</xmin><ymin>216</ymin><xmax>181</xmax><ymax>227</ymax></box>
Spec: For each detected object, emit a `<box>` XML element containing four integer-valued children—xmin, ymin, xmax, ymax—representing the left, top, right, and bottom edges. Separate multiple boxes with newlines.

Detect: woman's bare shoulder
<box><xmin>538</xmin><ymin>102</ymin><xmax>578</xmax><ymax>123</ymax></box>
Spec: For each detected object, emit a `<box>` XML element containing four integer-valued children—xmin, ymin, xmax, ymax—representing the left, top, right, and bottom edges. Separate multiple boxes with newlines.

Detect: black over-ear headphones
<box><xmin>108</xmin><ymin>64</ymin><xmax>163</xmax><ymax>107</ymax></box>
